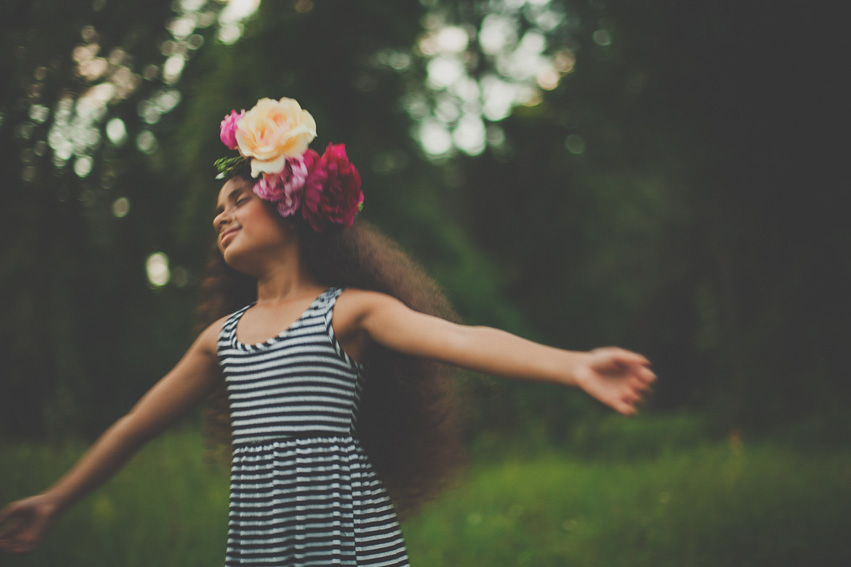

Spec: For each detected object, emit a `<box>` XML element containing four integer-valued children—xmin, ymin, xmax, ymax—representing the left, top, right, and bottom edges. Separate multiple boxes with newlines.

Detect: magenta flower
<box><xmin>220</xmin><ymin>109</ymin><xmax>245</xmax><ymax>150</ymax></box>
<box><xmin>252</xmin><ymin>156</ymin><xmax>309</xmax><ymax>217</ymax></box>
<box><xmin>302</xmin><ymin>144</ymin><xmax>363</xmax><ymax>232</ymax></box>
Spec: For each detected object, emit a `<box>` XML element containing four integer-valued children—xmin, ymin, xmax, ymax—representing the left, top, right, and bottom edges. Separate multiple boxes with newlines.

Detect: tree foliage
<box><xmin>1</xmin><ymin>0</ymin><xmax>846</xmax><ymax>440</ymax></box>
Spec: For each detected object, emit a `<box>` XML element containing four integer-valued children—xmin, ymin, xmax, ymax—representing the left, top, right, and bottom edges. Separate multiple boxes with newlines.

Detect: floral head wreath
<box><xmin>215</xmin><ymin>97</ymin><xmax>363</xmax><ymax>233</ymax></box>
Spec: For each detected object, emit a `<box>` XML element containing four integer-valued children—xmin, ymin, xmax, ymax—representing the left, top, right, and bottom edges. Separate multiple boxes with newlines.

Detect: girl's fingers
<box><xmin>628</xmin><ymin>383</ymin><xmax>645</xmax><ymax>399</ymax></box>
<box><xmin>0</xmin><ymin>530</ymin><xmax>36</xmax><ymax>554</ymax></box>
<box><xmin>625</xmin><ymin>388</ymin><xmax>644</xmax><ymax>404</ymax></box>
<box><xmin>610</xmin><ymin>348</ymin><xmax>650</xmax><ymax>367</ymax></box>
<box><xmin>639</xmin><ymin>367</ymin><xmax>657</xmax><ymax>383</ymax></box>
<box><xmin>0</xmin><ymin>504</ymin><xmax>49</xmax><ymax>553</ymax></box>
<box><xmin>617</xmin><ymin>400</ymin><xmax>637</xmax><ymax>416</ymax></box>
<box><xmin>634</xmin><ymin>371</ymin><xmax>656</xmax><ymax>390</ymax></box>
<box><xmin>617</xmin><ymin>379</ymin><xmax>652</xmax><ymax>414</ymax></box>
<box><xmin>596</xmin><ymin>349</ymin><xmax>654</xmax><ymax>376</ymax></box>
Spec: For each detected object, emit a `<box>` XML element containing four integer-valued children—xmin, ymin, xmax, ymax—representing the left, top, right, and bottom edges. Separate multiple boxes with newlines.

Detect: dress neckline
<box><xmin>231</xmin><ymin>288</ymin><xmax>336</xmax><ymax>350</ymax></box>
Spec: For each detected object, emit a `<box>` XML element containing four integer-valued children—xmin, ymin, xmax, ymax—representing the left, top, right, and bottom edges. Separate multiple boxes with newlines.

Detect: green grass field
<box><xmin>1</xmin><ymin>420</ymin><xmax>848</xmax><ymax>566</ymax></box>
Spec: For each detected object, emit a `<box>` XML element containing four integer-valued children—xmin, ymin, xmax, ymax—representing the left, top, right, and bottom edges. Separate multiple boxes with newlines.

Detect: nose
<box><xmin>213</xmin><ymin>208</ymin><xmax>231</xmax><ymax>232</ymax></box>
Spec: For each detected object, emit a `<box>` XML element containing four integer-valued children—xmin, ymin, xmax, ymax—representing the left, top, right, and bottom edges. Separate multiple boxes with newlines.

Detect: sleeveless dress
<box><xmin>217</xmin><ymin>288</ymin><xmax>410</xmax><ymax>566</ymax></box>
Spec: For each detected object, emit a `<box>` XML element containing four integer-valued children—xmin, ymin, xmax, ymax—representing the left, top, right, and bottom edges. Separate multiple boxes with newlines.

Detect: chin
<box><xmin>222</xmin><ymin>249</ymin><xmax>261</xmax><ymax>278</ymax></box>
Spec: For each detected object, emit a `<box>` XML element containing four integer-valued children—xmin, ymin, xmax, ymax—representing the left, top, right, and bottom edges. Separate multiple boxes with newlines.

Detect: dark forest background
<box><xmin>1</xmin><ymin>0</ymin><xmax>847</xmax><ymax>445</ymax></box>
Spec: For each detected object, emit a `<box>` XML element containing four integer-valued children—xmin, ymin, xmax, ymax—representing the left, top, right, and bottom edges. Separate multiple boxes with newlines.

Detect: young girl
<box><xmin>0</xmin><ymin>97</ymin><xmax>655</xmax><ymax>566</ymax></box>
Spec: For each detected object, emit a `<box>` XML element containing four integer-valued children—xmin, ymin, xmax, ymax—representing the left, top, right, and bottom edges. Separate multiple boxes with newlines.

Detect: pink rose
<box><xmin>252</xmin><ymin>156</ymin><xmax>309</xmax><ymax>217</ymax></box>
<box><xmin>235</xmin><ymin>97</ymin><xmax>317</xmax><ymax>177</ymax></box>
<box><xmin>302</xmin><ymin>144</ymin><xmax>363</xmax><ymax>232</ymax></box>
<box><xmin>220</xmin><ymin>109</ymin><xmax>244</xmax><ymax>149</ymax></box>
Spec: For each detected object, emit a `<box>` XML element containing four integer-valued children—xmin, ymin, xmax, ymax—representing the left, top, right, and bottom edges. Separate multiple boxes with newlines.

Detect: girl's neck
<box><xmin>254</xmin><ymin>260</ymin><xmax>322</xmax><ymax>305</ymax></box>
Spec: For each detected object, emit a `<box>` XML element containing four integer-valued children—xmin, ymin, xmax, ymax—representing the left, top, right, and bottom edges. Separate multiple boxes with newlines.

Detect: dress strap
<box><xmin>218</xmin><ymin>303</ymin><xmax>253</xmax><ymax>343</ymax></box>
<box><xmin>321</xmin><ymin>287</ymin><xmax>363</xmax><ymax>370</ymax></box>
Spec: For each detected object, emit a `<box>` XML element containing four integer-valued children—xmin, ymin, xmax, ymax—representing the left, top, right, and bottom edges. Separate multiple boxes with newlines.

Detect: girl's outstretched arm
<box><xmin>337</xmin><ymin>291</ymin><xmax>655</xmax><ymax>415</ymax></box>
<box><xmin>0</xmin><ymin>321</ymin><xmax>224</xmax><ymax>554</ymax></box>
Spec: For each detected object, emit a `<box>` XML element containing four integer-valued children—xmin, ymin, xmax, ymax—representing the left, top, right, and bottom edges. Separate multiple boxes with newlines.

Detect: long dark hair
<box><xmin>196</xmin><ymin>210</ymin><xmax>465</xmax><ymax>519</ymax></box>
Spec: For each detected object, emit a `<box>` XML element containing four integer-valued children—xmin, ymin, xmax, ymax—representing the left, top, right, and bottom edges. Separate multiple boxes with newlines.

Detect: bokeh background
<box><xmin>1</xmin><ymin>1</ymin><xmax>848</xmax><ymax>565</ymax></box>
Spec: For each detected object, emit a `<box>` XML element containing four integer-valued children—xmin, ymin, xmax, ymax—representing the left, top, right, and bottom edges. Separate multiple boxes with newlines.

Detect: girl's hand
<box><xmin>0</xmin><ymin>494</ymin><xmax>59</xmax><ymax>554</ymax></box>
<box><xmin>572</xmin><ymin>347</ymin><xmax>656</xmax><ymax>415</ymax></box>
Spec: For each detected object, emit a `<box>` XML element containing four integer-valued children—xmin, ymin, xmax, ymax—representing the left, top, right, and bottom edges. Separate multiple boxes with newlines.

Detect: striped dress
<box><xmin>217</xmin><ymin>287</ymin><xmax>409</xmax><ymax>566</ymax></box>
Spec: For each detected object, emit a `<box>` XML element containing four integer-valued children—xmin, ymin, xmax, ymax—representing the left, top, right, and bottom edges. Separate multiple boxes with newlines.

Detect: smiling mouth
<box><xmin>220</xmin><ymin>228</ymin><xmax>240</xmax><ymax>247</ymax></box>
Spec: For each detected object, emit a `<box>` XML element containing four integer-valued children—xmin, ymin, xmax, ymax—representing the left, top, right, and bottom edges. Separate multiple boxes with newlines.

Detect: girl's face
<box><xmin>213</xmin><ymin>177</ymin><xmax>293</xmax><ymax>273</ymax></box>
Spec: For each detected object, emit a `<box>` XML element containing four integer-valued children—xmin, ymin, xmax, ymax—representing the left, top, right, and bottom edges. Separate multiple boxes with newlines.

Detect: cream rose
<box><xmin>235</xmin><ymin>97</ymin><xmax>317</xmax><ymax>177</ymax></box>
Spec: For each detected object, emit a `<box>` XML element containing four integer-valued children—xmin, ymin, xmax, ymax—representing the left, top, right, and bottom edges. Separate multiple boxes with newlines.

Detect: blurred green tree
<box><xmin>0</xmin><ymin>0</ymin><xmax>530</xmax><ymax>439</ymax></box>
<box><xmin>418</xmin><ymin>0</ymin><xmax>848</xmax><ymax>433</ymax></box>
<box><xmin>1</xmin><ymin>0</ymin><xmax>845</xmax><ymax>443</ymax></box>
<box><xmin>1</xmin><ymin>0</ymin><xmax>203</xmax><ymax>437</ymax></box>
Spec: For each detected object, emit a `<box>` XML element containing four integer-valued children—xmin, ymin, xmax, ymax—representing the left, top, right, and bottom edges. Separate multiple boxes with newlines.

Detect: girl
<box><xmin>0</xmin><ymin>97</ymin><xmax>655</xmax><ymax>566</ymax></box>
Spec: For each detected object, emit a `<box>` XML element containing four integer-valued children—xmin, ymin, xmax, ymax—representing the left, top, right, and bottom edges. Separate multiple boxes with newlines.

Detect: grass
<box><xmin>0</xmin><ymin>431</ymin><xmax>229</xmax><ymax>567</ymax></box>
<box><xmin>406</xmin><ymin>443</ymin><xmax>850</xmax><ymax>566</ymax></box>
<box><xmin>1</xmin><ymin>420</ymin><xmax>849</xmax><ymax>566</ymax></box>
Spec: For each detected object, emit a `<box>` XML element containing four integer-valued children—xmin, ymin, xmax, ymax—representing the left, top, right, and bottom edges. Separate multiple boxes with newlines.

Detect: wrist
<box><xmin>545</xmin><ymin>349</ymin><xmax>589</xmax><ymax>388</ymax></box>
<box><xmin>39</xmin><ymin>489</ymin><xmax>71</xmax><ymax>516</ymax></box>
<box><xmin>567</xmin><ymin>351</ymin><xmax>594</xmax><ymax>390</ymax></box>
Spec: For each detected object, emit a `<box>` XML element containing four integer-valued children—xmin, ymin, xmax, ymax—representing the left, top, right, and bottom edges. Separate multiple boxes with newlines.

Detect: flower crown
<box><xmin>215</xmin><ymin>97</ymin><xmax>363</xmax><ymax>233</ymax></box>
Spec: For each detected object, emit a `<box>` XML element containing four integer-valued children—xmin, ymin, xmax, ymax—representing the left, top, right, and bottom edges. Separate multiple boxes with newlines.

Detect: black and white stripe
<box><xmin>218</xmin><ymin>288</ymin><xmax>409</xmax><ymax>566</ymax></box>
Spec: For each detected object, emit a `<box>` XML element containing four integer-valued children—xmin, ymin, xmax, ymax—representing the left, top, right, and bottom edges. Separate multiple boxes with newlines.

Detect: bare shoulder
<box><xmin>334</xmin><ymin>289</ymin><xmax>403</xmax><ymax>333</ymax></box>
<box><xmin>337</xmin><ymin>288</ymin><xmax>398</xmax><ymax>306</ymax></box>
<box><xmin>336</xmin><ymin>288</ymin><xmax>402</xmax><ymax>314</ymax></box>
<box><xmin>193</xmin><ymin>315</ymin><xmax>230</xmax><ymax>356</ymax></box>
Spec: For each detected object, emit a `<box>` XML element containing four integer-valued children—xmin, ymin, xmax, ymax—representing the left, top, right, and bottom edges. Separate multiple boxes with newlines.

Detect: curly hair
<box><xmin>196</xmin><ymin>212</ymin><xmax>466</xmax><ymax>519</ymax></box>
